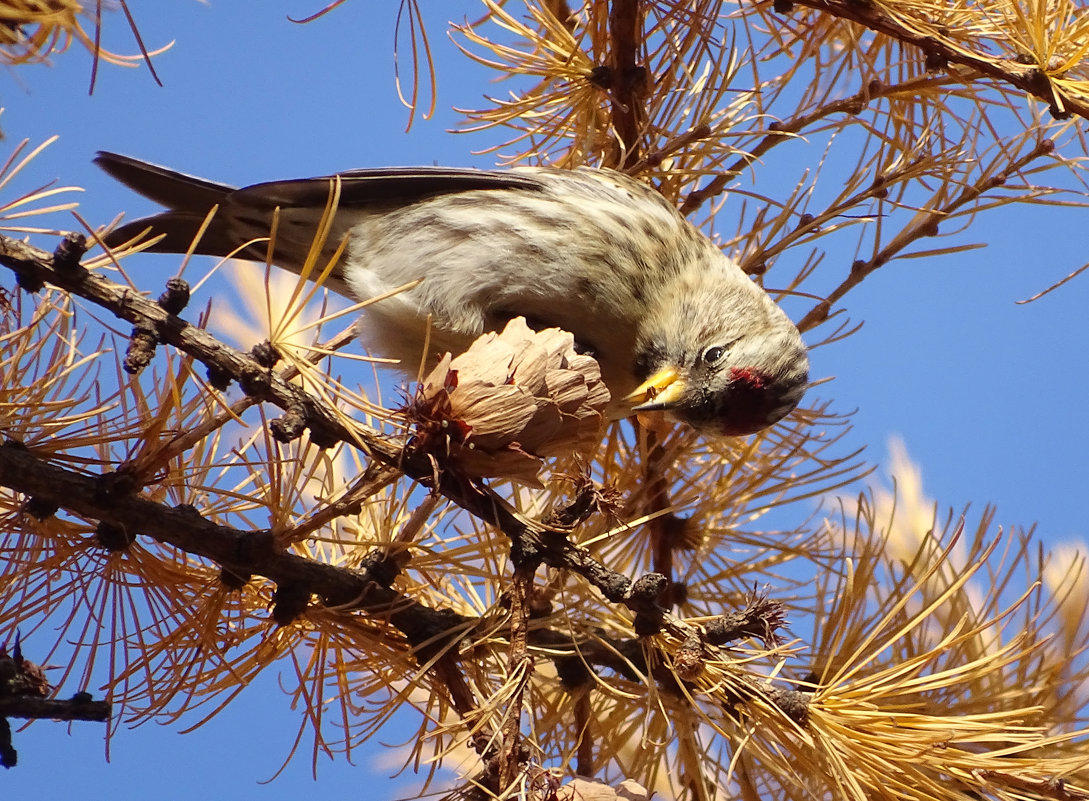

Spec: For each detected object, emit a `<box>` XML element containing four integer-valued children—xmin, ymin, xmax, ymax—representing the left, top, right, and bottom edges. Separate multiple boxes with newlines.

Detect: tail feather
<box><xmin>97</xmin><ymin>153</ymin><xmax>351</xmax><ymax>288</ymax></box>
<box><xmin>96</xmin><ymin>152</ymin><xmax>260</xmax><ymax>258</ymax></box>
<box><xmin>94</xmin><ymin>151</ymin><xmax>235</xmax><ymax>211</ymax></box>
<box><xmin>102</xmin><ymin>211</ymin><xmax>266</xmax><ymax>259</ymax></box>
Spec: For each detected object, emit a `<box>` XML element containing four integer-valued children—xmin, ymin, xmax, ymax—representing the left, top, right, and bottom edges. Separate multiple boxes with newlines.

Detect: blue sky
<box><xmin>2</xmin><ymin>2</ymin><xmax>1087</xmax><ymax>798</ymax></box>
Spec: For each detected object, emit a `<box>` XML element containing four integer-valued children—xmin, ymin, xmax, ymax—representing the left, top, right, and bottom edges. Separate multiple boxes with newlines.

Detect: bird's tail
<box><xmin>94</xmin><ymin>151</ymin><xmax>245</xmax><ymax>257</ymax></box>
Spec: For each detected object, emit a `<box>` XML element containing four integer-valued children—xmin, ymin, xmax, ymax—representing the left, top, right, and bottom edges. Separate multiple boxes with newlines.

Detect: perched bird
<box><xmin>95</xmin><ymin>152</ymin><xmax>808</xmax><ymax>436</ymax></box>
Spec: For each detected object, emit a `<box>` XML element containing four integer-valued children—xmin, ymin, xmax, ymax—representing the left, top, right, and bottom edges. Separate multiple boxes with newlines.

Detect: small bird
<box><xmin>95</xmin><ymin>152</ymin><xmax>808</xmax><ymax>436</ymax></box>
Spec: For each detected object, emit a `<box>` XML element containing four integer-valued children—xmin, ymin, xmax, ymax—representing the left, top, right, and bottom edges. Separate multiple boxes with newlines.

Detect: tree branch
<box><xmin>0</xmin><ymin>695</ymin><xmax>110</xmax><ymax>723</ymax></box>
<box><xmin>0</xmin><ymin>233</ymin><xmax>806</xmax><ymax>727</ymax></box>
<box><xmin>607</xmin><ymin>0</ymin><xmax>649</xmax><ymax>166</ymax></box>
<box><xmin>784</xmin><ymin>0</ymin><xmax>1088</xmax><ymax>121</ymax></box>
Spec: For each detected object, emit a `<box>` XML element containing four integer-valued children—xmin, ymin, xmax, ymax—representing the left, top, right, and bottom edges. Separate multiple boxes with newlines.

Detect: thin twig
<box><xmin>789</xmin><ymin>0</ymin><xmax>1089</xmax><ymax>121</ymax></box>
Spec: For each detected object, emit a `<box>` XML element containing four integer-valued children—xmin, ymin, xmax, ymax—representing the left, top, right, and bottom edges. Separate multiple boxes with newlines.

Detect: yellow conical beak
<box><xmin>626</xmin><ymin>366</ymin><xmax>687</xmax><ymax>411</ymax></box>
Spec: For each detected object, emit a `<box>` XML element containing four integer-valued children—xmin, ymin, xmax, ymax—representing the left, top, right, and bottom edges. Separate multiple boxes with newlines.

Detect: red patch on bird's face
<box><xmin>729</xmin><ymin>366</ymin><xmax>767</xmax><ymax>390</ymax></box>
<box><xmin>715</xmin><ymin>366</ymin><xmax>778</xmax><ymax>436</ymax></box>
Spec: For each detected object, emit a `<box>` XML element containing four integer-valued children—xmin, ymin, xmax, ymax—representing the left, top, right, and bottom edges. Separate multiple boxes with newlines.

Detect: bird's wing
<box><xmin>97</xmin><ymin>153</ymin><xmax>546</xmax><ymax>214</ymax></box>
<box><xmin>96</xmin><ymin>156</ymin><xmax>549</xmax><ymax>280</ymax></box>
<box><xmin>231</xmin><ymin>166</ymin><xmax>545</xmax><ymax>210</ymax></box>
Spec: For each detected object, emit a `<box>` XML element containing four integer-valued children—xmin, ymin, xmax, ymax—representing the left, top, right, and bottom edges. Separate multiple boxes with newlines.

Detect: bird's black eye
<box><xmin>702</xmin><ymin>345</ymin><xmax>726</xmax><ymax>365</ymax></box>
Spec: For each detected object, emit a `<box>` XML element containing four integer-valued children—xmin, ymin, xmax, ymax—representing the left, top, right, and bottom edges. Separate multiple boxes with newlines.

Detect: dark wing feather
<box><xmin>97</xmin><ymin>151</ymin><xmax>545</xmax><ymax>213</ymax></box>
<box><xmin>231</xmin><ymin>166</ymin><xmax>544</xmax><ymax>210</ymax></box>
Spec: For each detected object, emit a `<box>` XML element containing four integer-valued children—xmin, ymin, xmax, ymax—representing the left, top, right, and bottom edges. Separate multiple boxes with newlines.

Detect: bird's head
<box><xmin>627</xmin><ymin>315</ymin><xmax>809</xmax><ymax>437</ymax></box>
